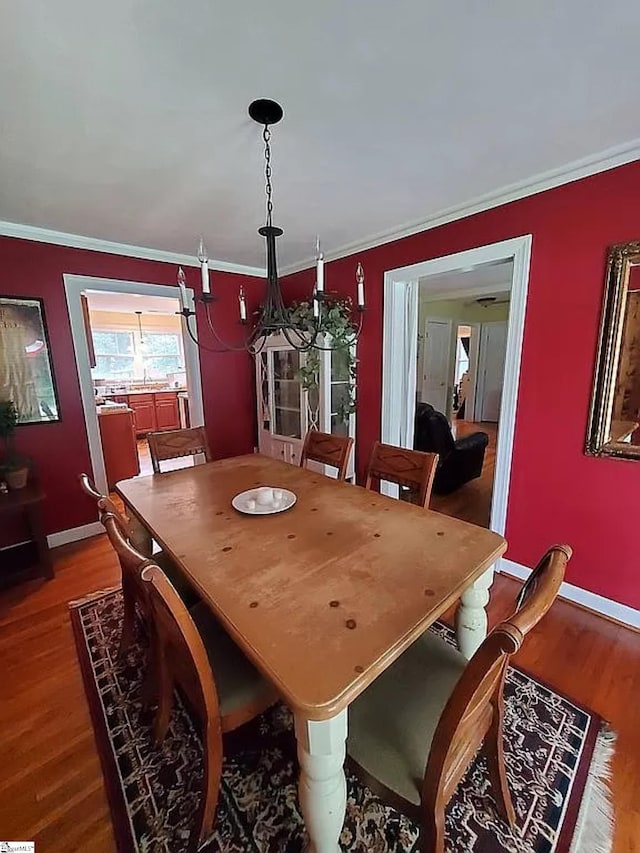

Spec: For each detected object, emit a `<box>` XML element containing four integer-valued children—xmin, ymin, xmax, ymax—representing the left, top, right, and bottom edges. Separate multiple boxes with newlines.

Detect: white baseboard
<box><xmin>499</xmin><ymin>558</ymin><xmax>640</xmax><ymax>630</ymax></box>
<box><xmin>47</xmin><ymin>521</ymin><xmax>103</xmax><ymax>549</ymax></box>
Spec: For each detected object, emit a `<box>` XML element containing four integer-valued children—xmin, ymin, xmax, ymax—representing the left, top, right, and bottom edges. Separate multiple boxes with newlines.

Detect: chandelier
<box><xmin>176</xmin><ymin>99</ymin><xmax>365</xmax><ymax>354</ymax></box>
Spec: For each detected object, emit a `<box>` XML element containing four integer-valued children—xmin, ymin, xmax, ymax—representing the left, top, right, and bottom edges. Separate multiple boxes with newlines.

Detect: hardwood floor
<box><xmin>1</xmin><ymin>534</ymin><xmax>639</xmax><ymax>851</ymax></box>
<box><xmin>430</xmin><ymin>420</ymin><xmax>497</xmax><ymax>527</ymax></box>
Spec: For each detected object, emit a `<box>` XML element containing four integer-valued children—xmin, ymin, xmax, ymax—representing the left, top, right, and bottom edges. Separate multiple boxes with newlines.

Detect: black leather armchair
<box><xmin>413</xmin><ymin>403</ymin><xmax>489</xmax><ymax>495</ymax></box>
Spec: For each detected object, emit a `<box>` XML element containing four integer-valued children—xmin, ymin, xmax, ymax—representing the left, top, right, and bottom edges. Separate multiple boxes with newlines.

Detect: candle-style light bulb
<box><xmin>356</xmin><ymin>262</ymin><xmax>365</xmax><ymax>309</ymax></box>
<box><xmin>315</xmin><ymin>235</ymin><xmax>324</xmax><ymax>294</ymax></box>
<box><xmin>197</xmin><ymin>237</ymin><xmax>210</xmax><ymax>294</ymax></box>
<box><xmin>177</xmin><ymin>266</ymin><xmax>188</xmax><ymax>312</ymax></box>
<box><xmin>239</xmin><ymin>286</ymin><xmax>248</xmax><ymax>323</ymax></box>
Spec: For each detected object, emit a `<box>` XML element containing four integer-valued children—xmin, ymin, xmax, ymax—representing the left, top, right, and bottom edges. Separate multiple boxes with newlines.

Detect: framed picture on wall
<box><xmin>0</xmin><ymin>295</ymin><xmax>61</xmax><ymax>424</ymax></box>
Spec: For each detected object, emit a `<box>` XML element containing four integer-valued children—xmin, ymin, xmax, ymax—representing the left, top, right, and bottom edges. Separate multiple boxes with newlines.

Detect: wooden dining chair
<box><xmin>80</xmin><ymin>473</ymin><xmax>197</xmax><ymax>656</ymax></box>
<box><xmin>299</xmin><ymin>429</ymin><xmax>354</xmax><ymax>481</ymax></box>
<box><xmin>79</xmin><ymin>472</ymin><xmax>151</xmax><ymax>554</ymax></box>
<box><xmin>347</xmin><ymin>544</ymin><xmax>572</xmax><ymax>853</ymax></box>
<box><xmin>139</xmin><ymin>560</ymin><xmax>277</xmax><ymax>850</ymax></box>
<box><xmin>147</xmin><ymin>426</ymin><xmax>212</xmax><ymax>474</ymax></box>
<box><xmin>365</xmin><ymin>441</ymin><xmax>439</xmax><ymax>508</ymax></box>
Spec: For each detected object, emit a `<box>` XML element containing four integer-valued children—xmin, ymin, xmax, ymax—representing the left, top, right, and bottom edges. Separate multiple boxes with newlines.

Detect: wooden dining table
<box><xmin>117</xmin><ymin>454</ymin><xmax>506</xmax><ymax>853</ymax></box>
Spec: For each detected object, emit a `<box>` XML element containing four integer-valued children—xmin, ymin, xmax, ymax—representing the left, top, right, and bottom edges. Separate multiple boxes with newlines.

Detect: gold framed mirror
<box><xmin>586</xmin><ymin>240</ymin><xmax>640</xmax><ymax>459</ymax></box>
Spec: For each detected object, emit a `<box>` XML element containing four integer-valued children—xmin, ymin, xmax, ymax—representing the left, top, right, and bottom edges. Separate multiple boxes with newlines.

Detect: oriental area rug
<box><xmin>70</xmin><ymin>589</ymin><xmax>614</xmax><ymax>853</ymax></box>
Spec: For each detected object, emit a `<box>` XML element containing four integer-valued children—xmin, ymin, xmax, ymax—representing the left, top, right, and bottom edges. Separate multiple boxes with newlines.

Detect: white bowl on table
<box><xmin>232</xmin><ymin>486</ymin><xmax>296</xmax><ymax>515</ymax></box>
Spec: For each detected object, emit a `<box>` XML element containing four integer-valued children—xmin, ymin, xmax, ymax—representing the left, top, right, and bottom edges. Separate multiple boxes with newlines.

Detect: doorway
<box><xmin>382</xmin><ymin>235</ymin><xmax>532</xmax><ymax>539</ymax></box>
<box><xmin>416</xmin><ymin>279</ymin><xmax>511</xmax><ymax>526</ymax></box>
<box><xmin>64</xmin><ymin>275</ymin><xmax>204</xmax><ymax>498</ymax></box>
<box><xmin>84</xmin><ymin>289</ymin><xmax>196</xmax><ymax>485</ymax></box>
<box><xmin>453</xmin><ymin>324</ymin><xmax>474</xmax><ymax>419</ymax></box>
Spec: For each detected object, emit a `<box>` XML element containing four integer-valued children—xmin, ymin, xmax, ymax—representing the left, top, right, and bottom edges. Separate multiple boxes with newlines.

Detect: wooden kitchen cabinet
<box><xmin>99</xmin><ymin>391</ymin><xmax>182</xmax><ymax>436</ymax></box>
<box><xmin>128</xmin><ymin>394</ymin><xmax>157</xmax><ymax>435</ymax></box>
<box><xmin>98</xmin><ymin>409</ymin><xmax>140</xmax><ymax>489</ymax></box>
<box><xmin>154</xmin><ymin>392</ymin><xmax>180</xmax><ymax>431</ymax></box>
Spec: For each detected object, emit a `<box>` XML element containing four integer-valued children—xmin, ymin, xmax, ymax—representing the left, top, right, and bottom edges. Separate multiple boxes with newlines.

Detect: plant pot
<box><xmin>5</xmin><ymin>467</ymin><xmax>29</xmax><ymax>490</ymax></box>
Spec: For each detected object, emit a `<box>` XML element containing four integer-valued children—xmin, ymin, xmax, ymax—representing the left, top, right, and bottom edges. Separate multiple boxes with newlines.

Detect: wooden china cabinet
<box><xmin>254</xmin><ymin>332</ymin><xmax>356</xmax><ymax>480</ymax></box>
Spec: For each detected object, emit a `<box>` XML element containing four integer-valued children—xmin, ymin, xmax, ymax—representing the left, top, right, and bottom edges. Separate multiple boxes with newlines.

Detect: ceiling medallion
<box><xmin>176</xmin><ymin>99</ymin><xmax>365</xmax><ymax>354</ymax></box>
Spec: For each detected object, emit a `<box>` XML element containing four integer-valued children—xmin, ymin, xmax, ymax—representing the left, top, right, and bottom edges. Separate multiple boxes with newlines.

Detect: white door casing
<box><xmin>63</xmin><ymin>274</ymin><xmax>205</xmax><ymax>497</ymax></box>
<box><xmin>381</xmin><ymin>234</ymin><xmax>532</xmax><ymax>540</ymax></box>
<box><xmin>476</xmin><ymin>321</ymin><xmax>508</xmax><ymax>422</ymax></box>
<box><xmin>461</xmin><ymin>322</ymin><xmax>481</xmax><ymax>422</ymax></box>
<box><xmin>421</xmin><ymin>318</ymin><xmax>453</xmax><ymax>413</ymax></box>
<box><xmin>381</xmin><ymin>279</ymin><xmax>419</xmax><ymax>498</ymax></box>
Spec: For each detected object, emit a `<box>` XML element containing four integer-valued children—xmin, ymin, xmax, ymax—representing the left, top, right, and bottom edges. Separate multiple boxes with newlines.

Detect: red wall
<box><xmin>283</xmin><ymin>160</ymin><xmax>640</xmax><ymax>610</ymax></box>
<box><xmin>0</xmin><ymin>236</ymin><xmax>261</xmax><ymax>536</ymax></box>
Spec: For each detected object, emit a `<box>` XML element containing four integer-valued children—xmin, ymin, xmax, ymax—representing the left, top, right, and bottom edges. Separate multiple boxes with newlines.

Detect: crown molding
<box><xmin>280</xmin><ymin>138</ymin><xmax>640</xmax><ymax>276</ymax></box>
<box><xmin>0</xmin><ymin>220</ymin><xmax>266</xmax><ymax>278</ymax></box>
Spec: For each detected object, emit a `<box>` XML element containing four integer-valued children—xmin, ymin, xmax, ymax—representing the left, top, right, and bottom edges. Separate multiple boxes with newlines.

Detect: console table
<box><xmin>0</xmin><ymin>485</ymin><xmax>53</xmax><ymax>588</ymax></box>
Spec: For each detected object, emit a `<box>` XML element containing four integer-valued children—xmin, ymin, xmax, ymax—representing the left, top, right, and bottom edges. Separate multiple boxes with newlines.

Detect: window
<box><xmin>91</xmin><ymin>328</ymin><xmax>184</xmax><ymax>381</ymax></box>
<box><xmin>93</xmin><ymin>331</ymin><xmax>136</xmax><ymax>379</ymax></box>
<box><xmin>143</xmin><ymin>332</ymin><xmax>183</xmax><ymax>377</ymax></box>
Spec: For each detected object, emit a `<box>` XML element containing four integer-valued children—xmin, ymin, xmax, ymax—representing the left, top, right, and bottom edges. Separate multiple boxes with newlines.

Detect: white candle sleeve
<box><xmin>316</xmin><ymin>257</ymin><xmax>324</xmax><ymax>293</ymax></box>
<box><xmin>239</xmin><ymin>291</ymin><xmax>247</xmax><ymax>321</ymax></box>
<box><xmin>179</xmin><ymin>282</ymin><xmax>188</xmax><ymax>310</ymax></box>
<box><xmin>201</xmin><ymin>260</ymin><xmax>210</xmax><ymax>294</ymax></box>
<box><xmin>313</xmin><ymin>296</ymin><xmax>320</xmax><ymax>318</ymax></box>
<box><xmin>356</xmin><ymin>263</ymin><xmax>365</xmax><ymax>307</ymax></box>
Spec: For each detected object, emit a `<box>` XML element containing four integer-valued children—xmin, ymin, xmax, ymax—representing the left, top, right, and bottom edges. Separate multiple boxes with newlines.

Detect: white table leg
<box><xmin>456</xmin><ymin>565</ymin><xmax>495</xmax><ymax>659</ymax></box>
<box><xmin>294</xmin><ymin>708</ymin><xmax>347</xmax><ymax>853</ymax></box>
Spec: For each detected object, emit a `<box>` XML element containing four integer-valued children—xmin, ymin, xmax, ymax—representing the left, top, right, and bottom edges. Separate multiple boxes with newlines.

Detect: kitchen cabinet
<box><xmin>154</xmin><ymin>392</ymin><xmax>180</xmax><ymax>431</ymax></box>
<box><xmin>127</xmin><ymin>394</ymin><xmax>157</xmax><ymax>434</ymax></box>
<box><xmin>98</xmin><ymin>408</ymin><xmax>140</xmax><ymax>489</ymax></box>
<box><xmin>100</xmin><ymin>391</ymin><xmax>182</xmax><ymax>436</ymax></box>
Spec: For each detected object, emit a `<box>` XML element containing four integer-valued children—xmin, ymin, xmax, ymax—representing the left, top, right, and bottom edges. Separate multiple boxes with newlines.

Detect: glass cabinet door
<box><xmin>271</xmin><ymin>349</ymin><xmax>302</xmax><ymax>438</ymax></box>
<box><xmin>329</xmin><ymin>346</ymin><xmax>351</xmax><ymax>437</ymax></box>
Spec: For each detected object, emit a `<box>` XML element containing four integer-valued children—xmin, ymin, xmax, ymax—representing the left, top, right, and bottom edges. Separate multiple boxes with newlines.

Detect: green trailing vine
<box><xmin>288</xmin><ymin>298</ymin><xmax>358</xmax><ymax>425</ymax></box>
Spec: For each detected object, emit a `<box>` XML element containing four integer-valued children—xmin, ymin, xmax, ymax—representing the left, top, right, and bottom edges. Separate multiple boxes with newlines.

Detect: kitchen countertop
<box><xmin>97</xmin><ymin>404</ymin><xmax>133</xmax><ymax>416</ymax></box>
<box><xmin>97</xmin><ymin>387</ymin><xmax>187</xmax><ymax>396</ymax></box>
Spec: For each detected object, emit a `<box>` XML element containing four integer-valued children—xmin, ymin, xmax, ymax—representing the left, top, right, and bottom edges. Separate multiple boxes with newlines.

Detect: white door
<box><xmin>477</xmin><ymin>322</ymin><xmax>508</xmax><ymax>422</ymax></box>
<box><xmin>421</xmin><ymin>319</ymin><xmax>452</xmax><ymax>414</ymax></box>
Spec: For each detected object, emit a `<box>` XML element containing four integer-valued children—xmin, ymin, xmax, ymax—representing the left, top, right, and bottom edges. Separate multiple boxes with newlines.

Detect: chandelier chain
<box><xmin>263</xmin><ymin>125</ymin><xmax>273</xmax><ymax>227</ymax></box>
<box><xmin>180</xmin><ymin>99</ymin><xmax>365</xmax><ymax>355</ymax></box>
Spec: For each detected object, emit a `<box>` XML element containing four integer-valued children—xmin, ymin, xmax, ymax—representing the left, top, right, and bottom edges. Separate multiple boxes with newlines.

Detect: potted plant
<box><xmin>0</xmin><ymin>400</ymin><xmax>30</xmax><ymax>490</ymax></box>
<box><xmin>288</xmin><ymin>298</ymin><xmax>358</xmax><ymax>425</ymax></box>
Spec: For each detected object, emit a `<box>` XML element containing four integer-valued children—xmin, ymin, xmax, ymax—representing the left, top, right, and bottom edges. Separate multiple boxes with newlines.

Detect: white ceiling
<box><xmin>85</xmin><ymin>289</ymin><xmax>179</xmax><ymax>314</ymax></box>
<box><xmin>2</xmin><ymin>1</ymin><xmax>640</xmax><ymax>270</ymax></box>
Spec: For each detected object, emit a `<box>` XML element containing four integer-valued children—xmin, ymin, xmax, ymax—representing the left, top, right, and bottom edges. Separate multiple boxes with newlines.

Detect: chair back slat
<box><xmin>422</xmin><ymin>544</ymin><xmax>571</xmax><ymax>809</ymax></box>
<box><xmin>140</xmin><ymin>563</ymin><xmax>223</xmax><ymax>849</ymax></box>
<box><xmin>365</xmin><ymin>441</ymin><xmax>439</xmax><ymax>508</ymax></box>
<box><xmin>513</xmin><ymin>545</ymin><xmax>572</xmax><ymax>632</ymax></box>
<box><xmin>148</xmin><ymin>427</ymin><xmax>212</xmax><ymax>474</ymax></box>
<box><xmin>79</xmin><ymin>472</ymin><xmax>134</xmax><ymax>540</ymax></box>
<box><xmin>101</xmin><ymin>512</ymin><xmax>154</xmax><ymax>585</ymax></box>
<box><xmin>299</xmin><ymin>430</ymin><xmax>354</xmax><ymax>480</ymax></box>
<box><xmin>141</xmin><ymin>563</ymin><xmax>222</xmax><ymax>726</ymax></box>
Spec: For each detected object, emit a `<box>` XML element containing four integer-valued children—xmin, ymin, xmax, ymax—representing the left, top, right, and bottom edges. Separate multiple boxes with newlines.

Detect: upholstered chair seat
<box><xmin>190</xmin><ymin>603</ymin><xmax>272</xmax><ymax>720</ymax></box>
<box><xmin>348</xmin><ymin>631</ymin><xmax>466</xmax><ymax>805</ymax></box>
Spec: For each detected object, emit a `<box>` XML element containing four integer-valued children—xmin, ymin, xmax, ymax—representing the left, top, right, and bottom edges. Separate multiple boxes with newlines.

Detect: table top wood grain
<box><xmin>116</xmin><ymin>455</ymin><xmax>506</xmax><ymax>720</ymax></box>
